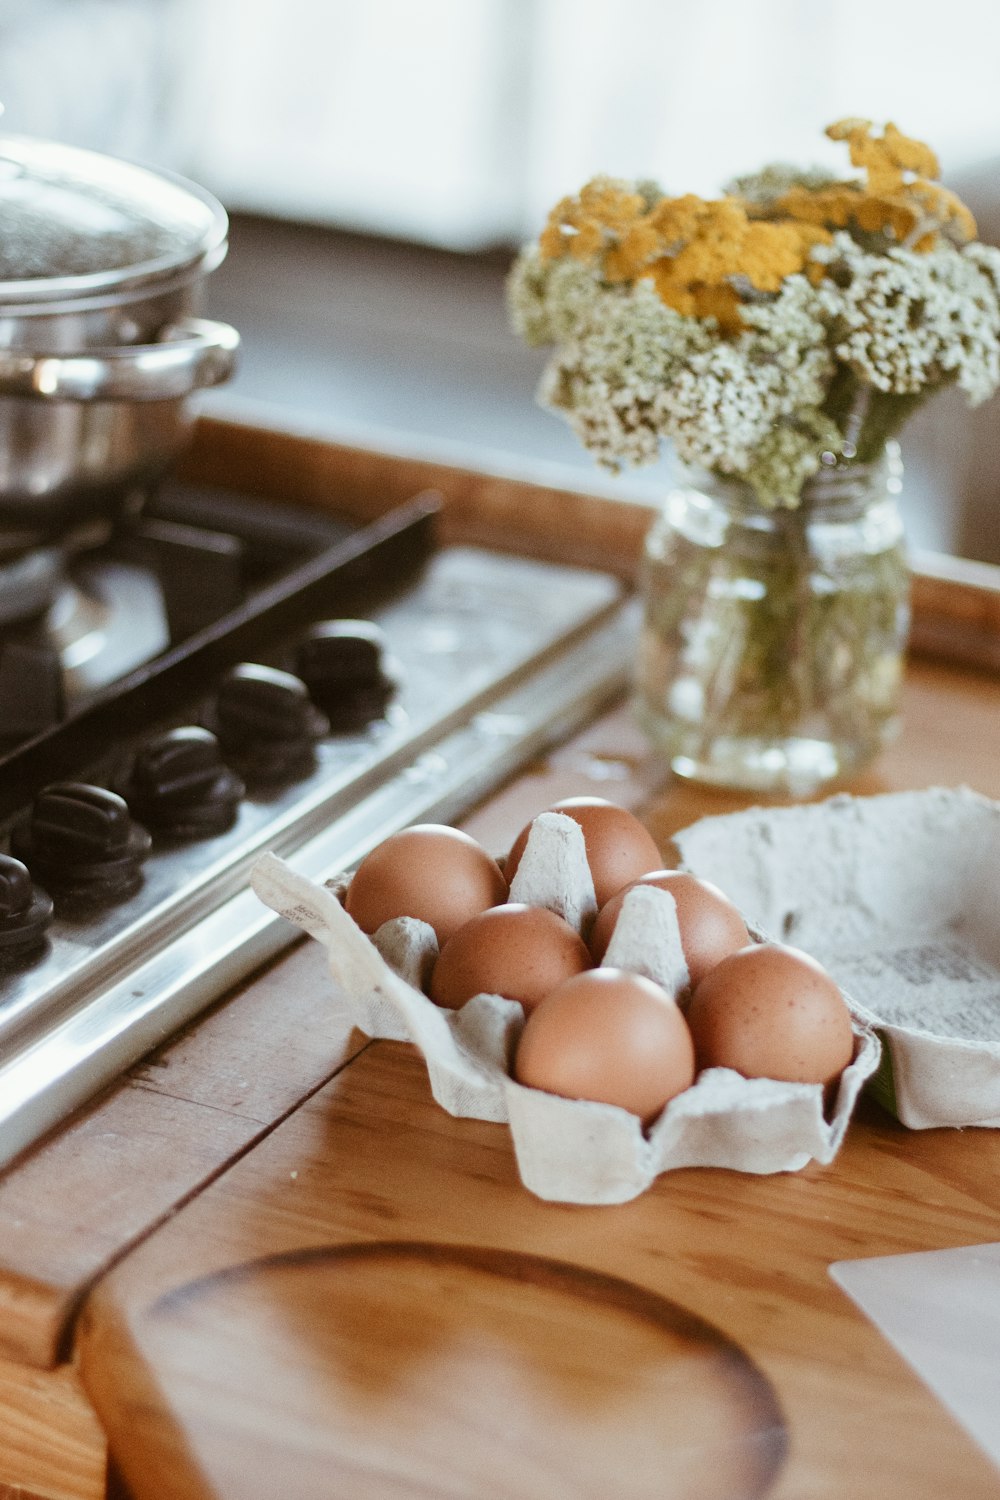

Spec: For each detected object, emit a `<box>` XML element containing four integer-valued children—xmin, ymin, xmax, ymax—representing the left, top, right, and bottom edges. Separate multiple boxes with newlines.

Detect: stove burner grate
<box><xmin>0</xmin><ymin>479</ymin><xmax>636</xmax><ymax>1173</ymax></box>
<box><xmin>0</xmin><ymin>487</ymin><xmax>432</xmax><ymax>821</ymax></box>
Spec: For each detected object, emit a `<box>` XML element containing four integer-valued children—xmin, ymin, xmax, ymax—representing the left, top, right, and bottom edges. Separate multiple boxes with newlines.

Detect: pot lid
<box><xmin>0</xmin><ymin>135</ymin><xmax>228</xmax><ymax>301</ymax></box>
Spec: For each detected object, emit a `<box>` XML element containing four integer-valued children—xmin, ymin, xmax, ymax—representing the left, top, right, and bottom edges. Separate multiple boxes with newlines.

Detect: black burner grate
<box><xmin>0</xmin><ymin>489</ymin><xmax>439</xmax><ymax>826</ymax></box>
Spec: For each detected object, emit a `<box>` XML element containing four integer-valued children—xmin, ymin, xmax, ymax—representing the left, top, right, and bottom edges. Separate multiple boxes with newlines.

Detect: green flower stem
<box><xmin>821</xmin><ymin>369</ymin><xmax>933</xmax><ymax>464</ymax></box>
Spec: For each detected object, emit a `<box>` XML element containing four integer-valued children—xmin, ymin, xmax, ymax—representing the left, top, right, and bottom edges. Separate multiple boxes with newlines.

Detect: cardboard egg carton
<box><xmin>251</xmin><ymin>811</ymin><xmax>879</xmax><ymax>1204</ymax></box>
<box><xmin>674</xmin><ymin>785</ymin><xmax>1000</xmax><ymax>1130</ymax></box>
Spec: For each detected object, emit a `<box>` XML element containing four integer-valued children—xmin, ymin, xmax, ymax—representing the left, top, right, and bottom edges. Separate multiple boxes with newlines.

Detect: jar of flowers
<box><xmin>507</xmin><ymin>119</ymin><xmax>1000</xmax><ymax>793</ymax></box>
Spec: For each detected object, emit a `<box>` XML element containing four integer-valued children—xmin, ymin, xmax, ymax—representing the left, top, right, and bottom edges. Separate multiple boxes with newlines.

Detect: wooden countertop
<box><xmin>1</xmin><ymin>415</ymin><xmax>999</xmax><ymax>1500</ymax></box>
<box><xmin>76</xmin><ymin>672</ymin><xmax>1000</xmax><ymax>1500</ymax></box>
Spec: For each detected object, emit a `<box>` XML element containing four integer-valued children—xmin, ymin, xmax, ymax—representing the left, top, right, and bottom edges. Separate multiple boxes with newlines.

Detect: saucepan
<box><xmin>0</xmin><ymin>134</ymin><xmax>240</xmax><ymax>551</ymax></box>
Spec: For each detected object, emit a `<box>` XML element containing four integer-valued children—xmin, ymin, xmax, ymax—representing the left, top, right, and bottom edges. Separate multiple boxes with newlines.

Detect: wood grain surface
<box><xmin>75</xmin><ymin>665</ymin><xmax>1000</xmax><ymax>1500</ymax></box>
<box><xmin>1</xmin><ymin>416</ymin><xmax>999</xmax><ymax>1498</ymax></box>
<box><xmin>88</xmin><ymin>1241</ymin><xmax>785</xmax><ymax>1500</ymax></box>
<box><xmin>77</xmin><ymin>1035</ymin><xmax>1000</xmax><ymax>1500</ymax></box>
<box><xmin>181</xmin><ymin>412</ymin><xmax>655</xmax><ymax>580</ymax></box>
<box><xmin>0</xmin><ymin>940</ymin><xmax>370</xmax><ymax>1372</ymax></box>
<box><xmin>0</xmin><ymin>1352</ymin><xmax>105</xmax><ymax>1500</ymax></box>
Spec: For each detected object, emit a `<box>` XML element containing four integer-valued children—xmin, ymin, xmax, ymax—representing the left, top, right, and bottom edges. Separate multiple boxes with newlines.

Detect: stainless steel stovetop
<box><xmin>0</xmin><ymin>486</ymin><xmax>637</xmax><ymax>1169</ymax></box>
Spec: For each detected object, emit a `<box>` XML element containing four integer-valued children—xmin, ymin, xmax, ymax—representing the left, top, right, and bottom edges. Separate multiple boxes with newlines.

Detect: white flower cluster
<box><xmin>744</xmin><ymin>413</ymin><xmax>843</xmax><ymax>509</ymax></box>
<box><xmin>818</xmin><ymin>232</ymin><xmax>1000</xmax><ymax>404</ymax></box>
<box><xmin>664</xmin><ymin>276</ymin><xmax>833</xmax><ymax>475</ymax></box>
<box><xmin>509</xmin><ymin>252</ymin><xmax>837</xmax><ymax>502</ymax></box>
<box><xmin>507</xmin><ymin>247</ymin><xmax>609</xmax><ymax>346</ymax></box>
<box><xmin>506</xmin><ymin>221</ymin><xmax>1000</xmax><ymax>507</ymax></box>
<box><xmin>534</xmin><ymin>278</ymin><xmax>712</xmax><ymax>469</ymax></box>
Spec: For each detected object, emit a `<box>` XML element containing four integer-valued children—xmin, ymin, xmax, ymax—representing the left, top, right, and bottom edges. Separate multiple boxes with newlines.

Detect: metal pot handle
<box><xmin>0</xmin><ymin>317</ymin><xmax>240</xmax><ymax>402</ymax></box>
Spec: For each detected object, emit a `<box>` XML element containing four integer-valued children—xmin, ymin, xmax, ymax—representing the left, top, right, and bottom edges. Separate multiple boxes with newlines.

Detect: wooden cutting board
<box><xmin>75</xmin><ymin>674</ymin><xmax>1000</xmax><ymax>1500</ymax></box>
<box><xmin>85</xmin><ymin>1239</ymin><xmax>786</xmax><ymax>1500</ymax></box>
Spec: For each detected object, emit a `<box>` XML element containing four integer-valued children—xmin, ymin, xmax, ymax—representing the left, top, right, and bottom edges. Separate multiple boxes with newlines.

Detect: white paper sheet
<box><xmin>830</xmin><ymin>1242</ymin><xmax>1000</xmax><ymax>1470</ymax></box>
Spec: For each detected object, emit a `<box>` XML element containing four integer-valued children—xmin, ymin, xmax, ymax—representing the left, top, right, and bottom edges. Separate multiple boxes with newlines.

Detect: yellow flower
<box><xmin>577</xmin><ymin>178</ymin><xmax>647</xmax><ymax>232</ymax></box>
<box><xmin>538</xmin><ymin>177</ymin><xmax>647</xmax><ymax>264</ymax></box>
<box><xmin>816</xmin><ymin>119</ymin><xmax>977</xmax><ymax>244</ymax></box>
<box><xmin>531</xmin><ymin>120</ymin><xmax>977</xmax><ymax>335</ymax></box>
<box><xmin>909</xmin><ymin>181</ymin><xmax>977</xmax><ymax>245</ymax></box>
<box><xmin>647</xmin><ymin>202</ymin><xmax>825</xmax><ymax>332</ymax></box>
<box><xmin>827</xmin><ymin>118</ymin><xmax>939</xmax><ymax>192</ymax></box>
<box><xmin>646</xmin><ymin>193</ymin><xmax>724</xmax><ymax>248</ymax></box>
<box><xmin>603</xmin><ymin>220</ymin><xmax>661</xmax><ymax>281</ymax></box>
<box><xmin>776</xmin><ymin>184</ymin><xmax>916</xmax><ymax>243</ymax></box>
<box><xmin>539</xmin><ymin>183</ymin><xmax>833</xmax><ymax>333</ymax></box>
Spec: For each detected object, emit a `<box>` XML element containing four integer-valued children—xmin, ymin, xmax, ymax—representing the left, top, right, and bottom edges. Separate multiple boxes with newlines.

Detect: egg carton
<box><xmin>251</xmin><ymin>812</ymin><xmax>879</xmax><ymax>1204</ymax></box>
<box><xmin>674</xmin><ymin>785</ymin><xmax>1000</xmax><ymax>1131</ymax></box>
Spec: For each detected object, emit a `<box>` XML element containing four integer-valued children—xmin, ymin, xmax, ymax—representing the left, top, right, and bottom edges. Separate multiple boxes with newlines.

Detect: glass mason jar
<box><xmin>634</xmin><ymin>445</ymin><xmax>910</xmax><ymax>795</ymax></box>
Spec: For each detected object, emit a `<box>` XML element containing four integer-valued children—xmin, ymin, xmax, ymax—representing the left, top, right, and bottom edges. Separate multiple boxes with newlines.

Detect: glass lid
<box><xmin>0</xmin><ymin>135</ymin><xmax>227</xmax><ymax>299</ymax></box>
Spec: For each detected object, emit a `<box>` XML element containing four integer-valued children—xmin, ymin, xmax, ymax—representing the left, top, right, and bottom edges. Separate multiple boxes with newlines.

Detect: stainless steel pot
<box><xmin>0</xmin><ymin>135</ymin><xmax>240</xmax><ymax>550</ymax></box>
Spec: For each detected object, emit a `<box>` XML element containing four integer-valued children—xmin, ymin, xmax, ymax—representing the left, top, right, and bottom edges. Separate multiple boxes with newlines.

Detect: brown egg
<box><xmin>345</xmin><ymin>824</ymin><xmax>508</xmax><ymax>944</ymax></box>
<box><xmin>513</xmin><ymin>968</ymin><xmax>696</xmax><ymax>1126</ymax></box>
<box><xmin>686</xmin><ymin>942</ymin><xmax>855</xmax><ymax>1086</ymax></box>
<box><xmin>429</xmin><ymin>903</ymin><xmax>591</xmax><ymax>1012</ymax></box>
<box><xmin>506</xmin><ymin>797</ymin><xmax>663</xmax><ymax>908</ymax></box>
<box><xmin>589</xmin><ymin>870</ymin><xmax>751</xmax><ymax>988</ymax></box>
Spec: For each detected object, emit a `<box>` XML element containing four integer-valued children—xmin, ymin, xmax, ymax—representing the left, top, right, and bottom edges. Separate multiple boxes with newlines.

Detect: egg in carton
<box><xmin>251</xmin><ymin>812</ymin><xmax>880</xmax><ymax>1205</ymax></box>
<box><xmin>675</xmin><ymin>785</ymin><xmax>1000</xmax><ymax>1131</ymax></box>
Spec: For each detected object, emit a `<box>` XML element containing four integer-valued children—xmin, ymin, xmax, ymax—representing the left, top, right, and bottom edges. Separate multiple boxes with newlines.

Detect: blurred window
<box><xmin>178</xmin><ymin>0</ymin><xmax>1000</xmax><ymax>247</ymax></box>
<box><xmin>2</xmin><ymin>0</ymin><xmax>999</xmax><ymax>249</ymax></box>
<box><xmin>0</xmin><ymin>0</ymin><xmax>184</xmax><ymax>161</ymax></box>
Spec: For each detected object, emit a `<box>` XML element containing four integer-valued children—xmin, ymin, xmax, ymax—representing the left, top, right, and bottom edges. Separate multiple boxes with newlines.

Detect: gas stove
<box><xmin>0</xmin><ymin>476</ymin><xmax>637</xmax><ymax>1169</ymax></box>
